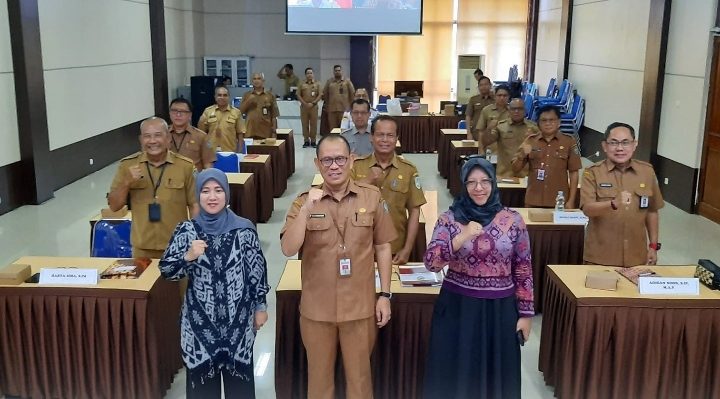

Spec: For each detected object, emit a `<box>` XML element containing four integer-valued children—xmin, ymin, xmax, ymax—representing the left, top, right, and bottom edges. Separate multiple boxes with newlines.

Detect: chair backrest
<box><xmin>378</xmin><ymin>94</ymin><xmax>391</xmax><ymax>104</ymax></box>
<box><xmin>545</xmin><ymin>78</ymin><xmax>557</xmax><ymax>97</ymax></box>
<box><xmin>91</xmin><ymin>220</ymin><xmax>132</xmax><ymax>258</ymax></box>
<box><xmin>214</xmin><ymin>152</ymin><xmax>240</xmax><ymax>173</ymax></box>
<box><xmin>523</xmin><ymin>94</ymin><xmax>534</xmax><ymax>118</ymax></box>
<box><xmin>458</xmin><ymin>120</ymin><xmax>467</xmax><ymax>129</ymax></box>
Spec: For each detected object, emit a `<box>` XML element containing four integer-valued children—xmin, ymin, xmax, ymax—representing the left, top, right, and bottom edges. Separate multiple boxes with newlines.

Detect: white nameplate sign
<box><xmin>39</xmin><ymin>268</ymin><xmax>98</xmax><ymax>285</ymax></box>
<box><xmin>553</xmin><ymin>211</ymin><xmax>589</xmax><ymax>225</ymax></box>
<box><xmin>638</xmin><ymin>277</ymin><xmax>700</xmax><ymax>295</ymax></box>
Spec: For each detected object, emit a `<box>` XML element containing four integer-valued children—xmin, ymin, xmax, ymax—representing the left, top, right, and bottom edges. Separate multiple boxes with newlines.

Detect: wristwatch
<box><xmin>379</xmin><ymin>291</ymin><xmax>393</xmax><ymax>300</ymax></box>
<box><xmin>649</xmin><ymin>242</ymin><xmax>662</xmax><ymax>251</ymax></box>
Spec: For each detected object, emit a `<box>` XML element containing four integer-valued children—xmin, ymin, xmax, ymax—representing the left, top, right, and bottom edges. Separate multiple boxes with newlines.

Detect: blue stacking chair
<box><xmin>536</xmin><ymin>80</ymin><xmax>573</xmax><ymax>112</ymax></box>
<box><xmin>377</xmin><ymin>94</ymin><xmax>390</xmax><ymax>112</ymax></box>
<box><xmin>91</xmin><ymin>220</ymin><xmax>132</xmax><ymax>258</ymax></box>
<box><xmin>544</xmin><ymin>78</ymin><xmax>557</xmax><ymax>97</ymax></box>
<box><xmin>214</xmin><ymin>152</ymin><xmax>240</xmax><ymax>173</ymax></box>
<box><xmin>458</xmin><ymin>120</ymin><xmax>467</xmax><ymax>129</ymax></box>
<box><xmin>523</xmin><ymin>94</ymin><xmax>534</xmax><ymax>119</ymax></box>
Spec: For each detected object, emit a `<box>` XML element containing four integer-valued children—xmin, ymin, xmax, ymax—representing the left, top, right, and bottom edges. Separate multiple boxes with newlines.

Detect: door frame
<box><xmin>698</xmin><ymin>35</ymin><xmax>720</xmax><ymax>223</ymax></box>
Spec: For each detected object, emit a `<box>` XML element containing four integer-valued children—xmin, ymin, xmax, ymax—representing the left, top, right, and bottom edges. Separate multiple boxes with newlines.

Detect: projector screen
<box><xmin>287</xmin><ymin>0</ymin><xmax>423</xmax><ymax>35</ymax></box>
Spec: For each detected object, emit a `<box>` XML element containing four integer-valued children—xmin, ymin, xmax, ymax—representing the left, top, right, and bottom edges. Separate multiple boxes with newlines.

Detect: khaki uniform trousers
<box><xmin>327</xmin><ymin>111</ymin><xmax>345</xmax><ymax>130</ymax></box>
<box><xmin>301</xmin><ymin>104</ymin><xmax>319</xmax><ymax>142</ymax></box>
<box><xmin>300</xmin><ymin>315</ymin><xmax>377</xmax><ymax>399</ymax></box>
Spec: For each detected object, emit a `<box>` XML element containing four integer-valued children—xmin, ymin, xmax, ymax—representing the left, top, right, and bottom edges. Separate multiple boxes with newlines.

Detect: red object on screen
<box><xmin>337</xmin><ymin>0</ymin><xmax>352</xmax><ymax>8</ymax></box>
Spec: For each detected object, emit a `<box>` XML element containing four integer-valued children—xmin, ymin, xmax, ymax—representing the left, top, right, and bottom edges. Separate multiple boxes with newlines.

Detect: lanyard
<box><xmin>171</xmin><ymin>131</ymin><xmax>188</xmax><ymax>152</ymax></box>
<box><xmin>145</xmin><ymin>162</ymin><xmax>167</xmax><ymax>200</ymax></box>
<box><xmin>327</xmin><ymin>196</ymin><xmax>352</xmax><ymax>253</ymax></box>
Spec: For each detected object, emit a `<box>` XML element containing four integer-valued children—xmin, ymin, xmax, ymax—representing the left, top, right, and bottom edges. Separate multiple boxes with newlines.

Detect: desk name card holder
<box><xmin>39</xmin><ymin>268</ymin><xmax>99</xmax><ymax>285</ymax></box>
<box><xmin>553</xmin><ymin>210</ymin><xmax>589</xmax><ymax>225</ymax></box>
<box><xmin>638</xmin><ymin>277</ymin><xmax>700</xmax><ymax>295</ymax></box>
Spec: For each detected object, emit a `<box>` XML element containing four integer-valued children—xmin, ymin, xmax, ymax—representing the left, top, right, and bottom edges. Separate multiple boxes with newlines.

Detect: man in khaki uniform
<box><xmin>197</xmin><ymin>86</ymin><xmax>245</xmax><ymax>152</ymax></box>
<box><xmin>168</xmin><ymin>98</ymin><xmax>216</xmax><ymax>171</ymax></box>
<box><xmin>352</xmin><ymin>115</ymin><xmax>427</xmax><ymax>264</ymax></box>
<box><xmin>476</xmin><ymin>84</ymin><xmax>511</xmax><ymax>153</ymax></box>
<box><xmin>581</xmin><ymin>122</ymin><xmax>664</xmax><ymax>267</ymax></box>
<box><xmin>299</xmin><ymin>67</ymin><xmax>322</xmax><ymax>148</ymax></box>
<box><xmin>240</xmin><ymin>73</ymin><xmax>280</xmax><ymax>139</ymax></box>
<box><xmin>108</xmin><ymin>117</ymin><xmax>197</xmax><ymax>259</ymax></box>
<box><xmin>481</xmin><ymin>98</ymin><xmax>538</xmax><ymax>177</ymax></box>
<box><xmin>511</xmin><ymin>106</ymin><xmax>581</xmax><ymax>208</ymax></box>
<box><xmin>280</xmin><ymin>134</ymin><xmax>395</xmax><ymax>399</ymax></box>
<box><xmin>323</xmin><ymin>64</ymin><xmax>355</xmax><ymax>130</ymax></box>
<box><xmin>277</xmin><ymin>63</ymin><xmax>301</xmax><ymax>98</ymax></box>
<box><xmin>465</xmin><ymin>76</ymin><xmax>495</xmax><ymax>140</ymax></box>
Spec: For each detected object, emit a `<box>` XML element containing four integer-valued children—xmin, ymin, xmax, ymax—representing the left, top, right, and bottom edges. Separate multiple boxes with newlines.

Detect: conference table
<box><xmin>309</xmin><ymin>174</ymin><xmax>433</xmax><ymax>262</ymax></box>
<box><xmin>0</xmin><ymin>256</ymin><xmax>182</xmax><ymax>399</ymax></box>
<box><xmin>393</xmin><ymin>114</ymin><xmax>462</xmax><ymax>153</ymax></box>
<box><xmin>539</xmin><ymin>264</ymin><xmax>720</xmax><ymax>399</ymax></box>
<box><xmin>275</xmin><ymin>128</ymin><xmax>296</xmax><ymax>176</ymax></box>
<box><xmin>447</xmin><ymin>140</ymin><xmax>480</xmax><ymax>197</ymax></box>
<box><xmin>437</xmin><ymin>128</ymin><xmax>467</xmax><ymax>178</ymax></box>
<box><xmin>274</xmin><ymin>260</ymin><xmax>438</xmax><ymax>399</ymax></box>
<box><xmin>240</xmin><ymin>154</ymin><xmax>274</xmax><ymax>222</ymax></box>
<box><xmin>246</xmin><ymin>139</ymin><xmax>288</xmax><ymax>197</ymax></box>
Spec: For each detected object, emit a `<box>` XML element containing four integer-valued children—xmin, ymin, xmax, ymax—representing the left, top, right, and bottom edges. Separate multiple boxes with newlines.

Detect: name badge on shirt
<box><xmin>537</xmin><ymin>169</ymin><xmax>546</xmax><ymax>181</ymax></box>
<box><xmin>339</xmin><ymin>258</ymin><xmax>352</xmax><ymax>277</ymax></box>
<box><xmin>311</xmin><ymin>91</ymin><xmax>316</xmax><ymax>97</ymax></box>
<box><xmin>262</xmin><ymin>107</ymin><xmax>269</xmax><ymax>116</ymax></box>
<box><xmin>639</xmin><ymin>195</ymin><xmax>649</xmax><ymax>209</ymax></box>
<box><xmin>599</xmin><ymin>183</ymin><xmax>613</xmax><ymax>188</ymax></box>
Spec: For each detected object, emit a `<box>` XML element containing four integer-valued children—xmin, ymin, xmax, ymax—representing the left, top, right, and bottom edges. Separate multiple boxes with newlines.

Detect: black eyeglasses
<box><xmin>319</xmin><ymin>156</ymin><xmax>349</xmax><ymax>167</ymax></box>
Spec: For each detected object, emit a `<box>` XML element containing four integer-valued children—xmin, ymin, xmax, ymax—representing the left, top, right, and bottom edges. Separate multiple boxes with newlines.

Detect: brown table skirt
<box><xmin>539</xmin><ymin>268</ymin><xmax>720</xmax><ymax>399</ymax></box>
<box><xmin>277</xmin><ymin>131</ymin><xmax>295</xmax><ymax>176</ymax></box>
<box><xmin>240</xmin><ymin>159</ymin><xmax>274</xmax><ymax>222</ymax></box>
<box><xmin>437</xmin><ymin>132</ymin><xmax>465</xmax><ymax>178</ymax></box>
<box><xmin>229</xmin><ymin>173</ymin><xmax>258</xmax><ymax>224</ymax></box>
<box><xmin>0</xmin><ymin>278</ymin><xmax>182</xmax><ymax>399</ymax></box>
<box><xmin>447</xmin><ymin>145</ymin><xmax>478</xmax><ymax>197</ymax></box>
<box><xmin>400</xmin><ymin>116</ymin><xmax>461</xmax><ymax>154</ymax></box>
<box><xmin>274</xmin><ymin>291</ymin><xmax>436</xmax><ymax>399</ymax></box>
<box><xmin>248</xmin><ymin>143</ymin><xmax>288</xmax><ymax>198</ymax></box>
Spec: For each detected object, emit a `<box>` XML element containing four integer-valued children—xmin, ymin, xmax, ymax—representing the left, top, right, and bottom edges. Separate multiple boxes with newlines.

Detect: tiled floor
<box><xmin>1</xmin><ymin>118</ymin><xmax>719</xmax><ymax>398</ymax></box>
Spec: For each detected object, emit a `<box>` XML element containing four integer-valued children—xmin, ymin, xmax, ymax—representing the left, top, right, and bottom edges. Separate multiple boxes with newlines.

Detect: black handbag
<box><xmin>695</xmin><ymin>259</ymin><xmax>720</xmax><ymax>290</ymax></box>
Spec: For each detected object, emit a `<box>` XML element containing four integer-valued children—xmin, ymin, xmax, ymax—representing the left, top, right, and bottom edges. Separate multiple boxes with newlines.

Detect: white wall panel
<box><xmin>657</xmin><ymin>75</ymin><xmax>707</xmax><ymax>168</ymax></box>
<box><xmin>568</xmin><ymin>63</ymin><xmax>643</xmax><ymax>136</ymax></box>
<box><xmin>570</xmin><ymin>0</ymin><xmax>650</xmax><ymax>71</ymax></box>
<box><xmin>44</xmin><ymin>62</ymin><xmax>153</xmax><ymax>150</ymax></box>
<box><xmin>38</xmin><ymin>0</ymin><xmax>151</xmax><ymax>69</ymax></box>
<box><xmin>534</xmin><ymin>60</ymin><xmax>558</xmax><ymax>95</ymax></box>
<box><xmin>0</xmin><ymin>3</ymin><xmax>19</xmax><ymax>167</ymax></box>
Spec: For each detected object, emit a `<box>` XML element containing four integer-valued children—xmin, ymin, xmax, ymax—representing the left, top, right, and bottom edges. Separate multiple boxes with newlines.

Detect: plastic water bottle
<box><xmin>555</xmin><ymin>191</ymin><xmax>565</xmax><ymax>211</ymax></box>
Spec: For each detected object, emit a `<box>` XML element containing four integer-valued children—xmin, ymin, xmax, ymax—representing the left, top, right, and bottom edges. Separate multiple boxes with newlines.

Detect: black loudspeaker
<box><xmin>191</xmin><ymin>76</ymin><xmax>220</xmax><ymax>126</ymax></box>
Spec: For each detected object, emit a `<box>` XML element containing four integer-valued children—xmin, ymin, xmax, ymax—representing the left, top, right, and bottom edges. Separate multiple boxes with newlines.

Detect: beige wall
<box><xmin>657</xmin><ymin>0</ymin><xmax>717</xmax><ymax>168</ymax></box>
<box><xmin>568</xmin><ymin>0</ymin><xmax>651</xmax><ymax>137</ymax></box>
<box><xmin>0</xmin><ymin>2</ymin><xmax>20</xmax><ymax>167</ymax></box>
<box><xmin>38</xmin><ymin>0</ymin><xmax>154</xmax><ymax>151</ymax></box>
<box><xmin>533</xmin><ymin>0</ymin><xmax>561</xmax><ymax>95</ymax></box>
<box><xmin>201</xmin><ymin>0</ymin><xmax>350</xmax><ymax>95</ymax></box>
<box><xmin>165</xmin><ymin>0</ymin><xmax>205</xmax><ymax>101</ymax></box>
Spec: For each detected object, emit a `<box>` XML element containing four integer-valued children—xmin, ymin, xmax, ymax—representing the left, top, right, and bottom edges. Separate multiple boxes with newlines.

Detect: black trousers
<box><xmin>186</xmin><ymin>367</ymin><xmax>256</xmax><ymax>399</ymax></box>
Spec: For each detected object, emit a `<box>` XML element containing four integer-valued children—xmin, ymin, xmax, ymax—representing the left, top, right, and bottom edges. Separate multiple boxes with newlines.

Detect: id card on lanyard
<box><xmin>537</xmin><ymin>162</ymin><xmax>546</xmax><ymax>181</ymax></box>
<box><xmin>146</xmin><ymin>163</ymin><xmax>167</xmax><ymax>222</ymax></box>
<box><xmin>329</xmin><ymin>200</ymin><xmax>352</xmax><ymax>277</ymax></box>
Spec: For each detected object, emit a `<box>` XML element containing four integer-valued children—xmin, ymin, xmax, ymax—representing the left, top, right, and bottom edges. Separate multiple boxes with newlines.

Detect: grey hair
<box><xmin>139</xmin><ymin>116</ymin><xmax>169</xmax><ymax>133</ymax></box>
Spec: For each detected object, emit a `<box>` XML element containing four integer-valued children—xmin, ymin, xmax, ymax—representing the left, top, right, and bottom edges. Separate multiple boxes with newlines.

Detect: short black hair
<box><xmin>304</xmin><ymin>67</ymin><xmax>313</xmax><ymax>74</ymax></box>
<box><xmin>316</xmin><ymin>134</ymin><xmax>351</xmax><ymax>158</ymax></box>
<box><xmin>494</xmin><ymin>84</ymin><xmax>511</xmax><ymax>96</ymax></box>
<box><xmin>474</xmin><ymin>68</ymin><xmax>484</xmax><ymax>76</ymax></box>
<box><xmin>170</xmin><ymin>97</ymin><xmax>192</xmax><ymax>112</ymax></box>
<box><xmin>284</xmin><ymin>64</ymin><xmax>294</xmax><ymax>71</ymax></box>
<box><xmin>371</xmin><ymin>115</ymin><xmax>398</xmax><ymax>135</ymax></box>
<box><xmin>333</xmin><ymin>64</ymin><xmax>342</xmax><ymax>70</ymax></box>
<box><xmin>604</xmin><ymin>122</ymin><xmax>636</xmax><ymax>140</ymax></box>
<box><xmin>351</xmin><ymin>98</ymin><xmax>371</xmax><ymax>112</ymax></box>
<box><xmin>537</xmin><ymin>106</ymin><xmax>561</xmax><ymax>119</ymax></box>
<box><xmin>478</xmin><ymin>76</ymin><xmax>491</xmax><ymax>84</ymax></box>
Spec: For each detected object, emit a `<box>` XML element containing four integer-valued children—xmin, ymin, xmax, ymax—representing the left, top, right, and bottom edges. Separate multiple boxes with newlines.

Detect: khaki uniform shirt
<box><xmin>240</xmin><ymin>89</ymin><xmax>280</xmax><ymax>139</ymax></box>
<box><xmin>465</xmin><ymin>94</ymin><xmax>495</xmax><ymax>139</ymax></box>
<box><xmin>283</xmin><ymin>74</ymin><xmax>301</xmax><ymax>96</ymax></box>
<box><xmin>512</xmin><ymin>132</ymin><xmax>582</xmax><ymax>207</ymax></box>
<box><xmin>483</xmin><ymin>119</ymin><xmax>539</xmax><ymax>178</ymax></box>
<box><xmin>299</xmin><ymin>80</ymin><xmax>322</xmax><ymax>105</ymax></box>
<box><xmin>581</xmin><ymin>159</ymin><xmax>664</xmax><ymax>267</ymax></box>
<box><xmin>477</xmin><ymin>104</ymin><xmax>510</xmax><ymax>153</ymax></box>
<box><xmin>110</xmin><ymin>151</ymin><xmax>196</xmax><ymax>251</ymax></box>
<box><xmin>169</xmin><ymin>125</ymin><xmax>216</xmax><ymax>171</ymax></box>
<box><xmin>323</xmin><ymin>78</ymin><xmax>355</xmax><ymax>112</ymax></box>
<box><xmin>352</xmin><ymin>154</ymin><xmax>427</xmax><ymax>254</ymax></box>
<box><xmin>281</xmin><ymin>180</ymin><xmax>396</xmax><ymax>323</ymax></box>
<box><xmin>197</xmin><ymin>105</ymin><xmax>245</xmax><ymax>152</ymax></box>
